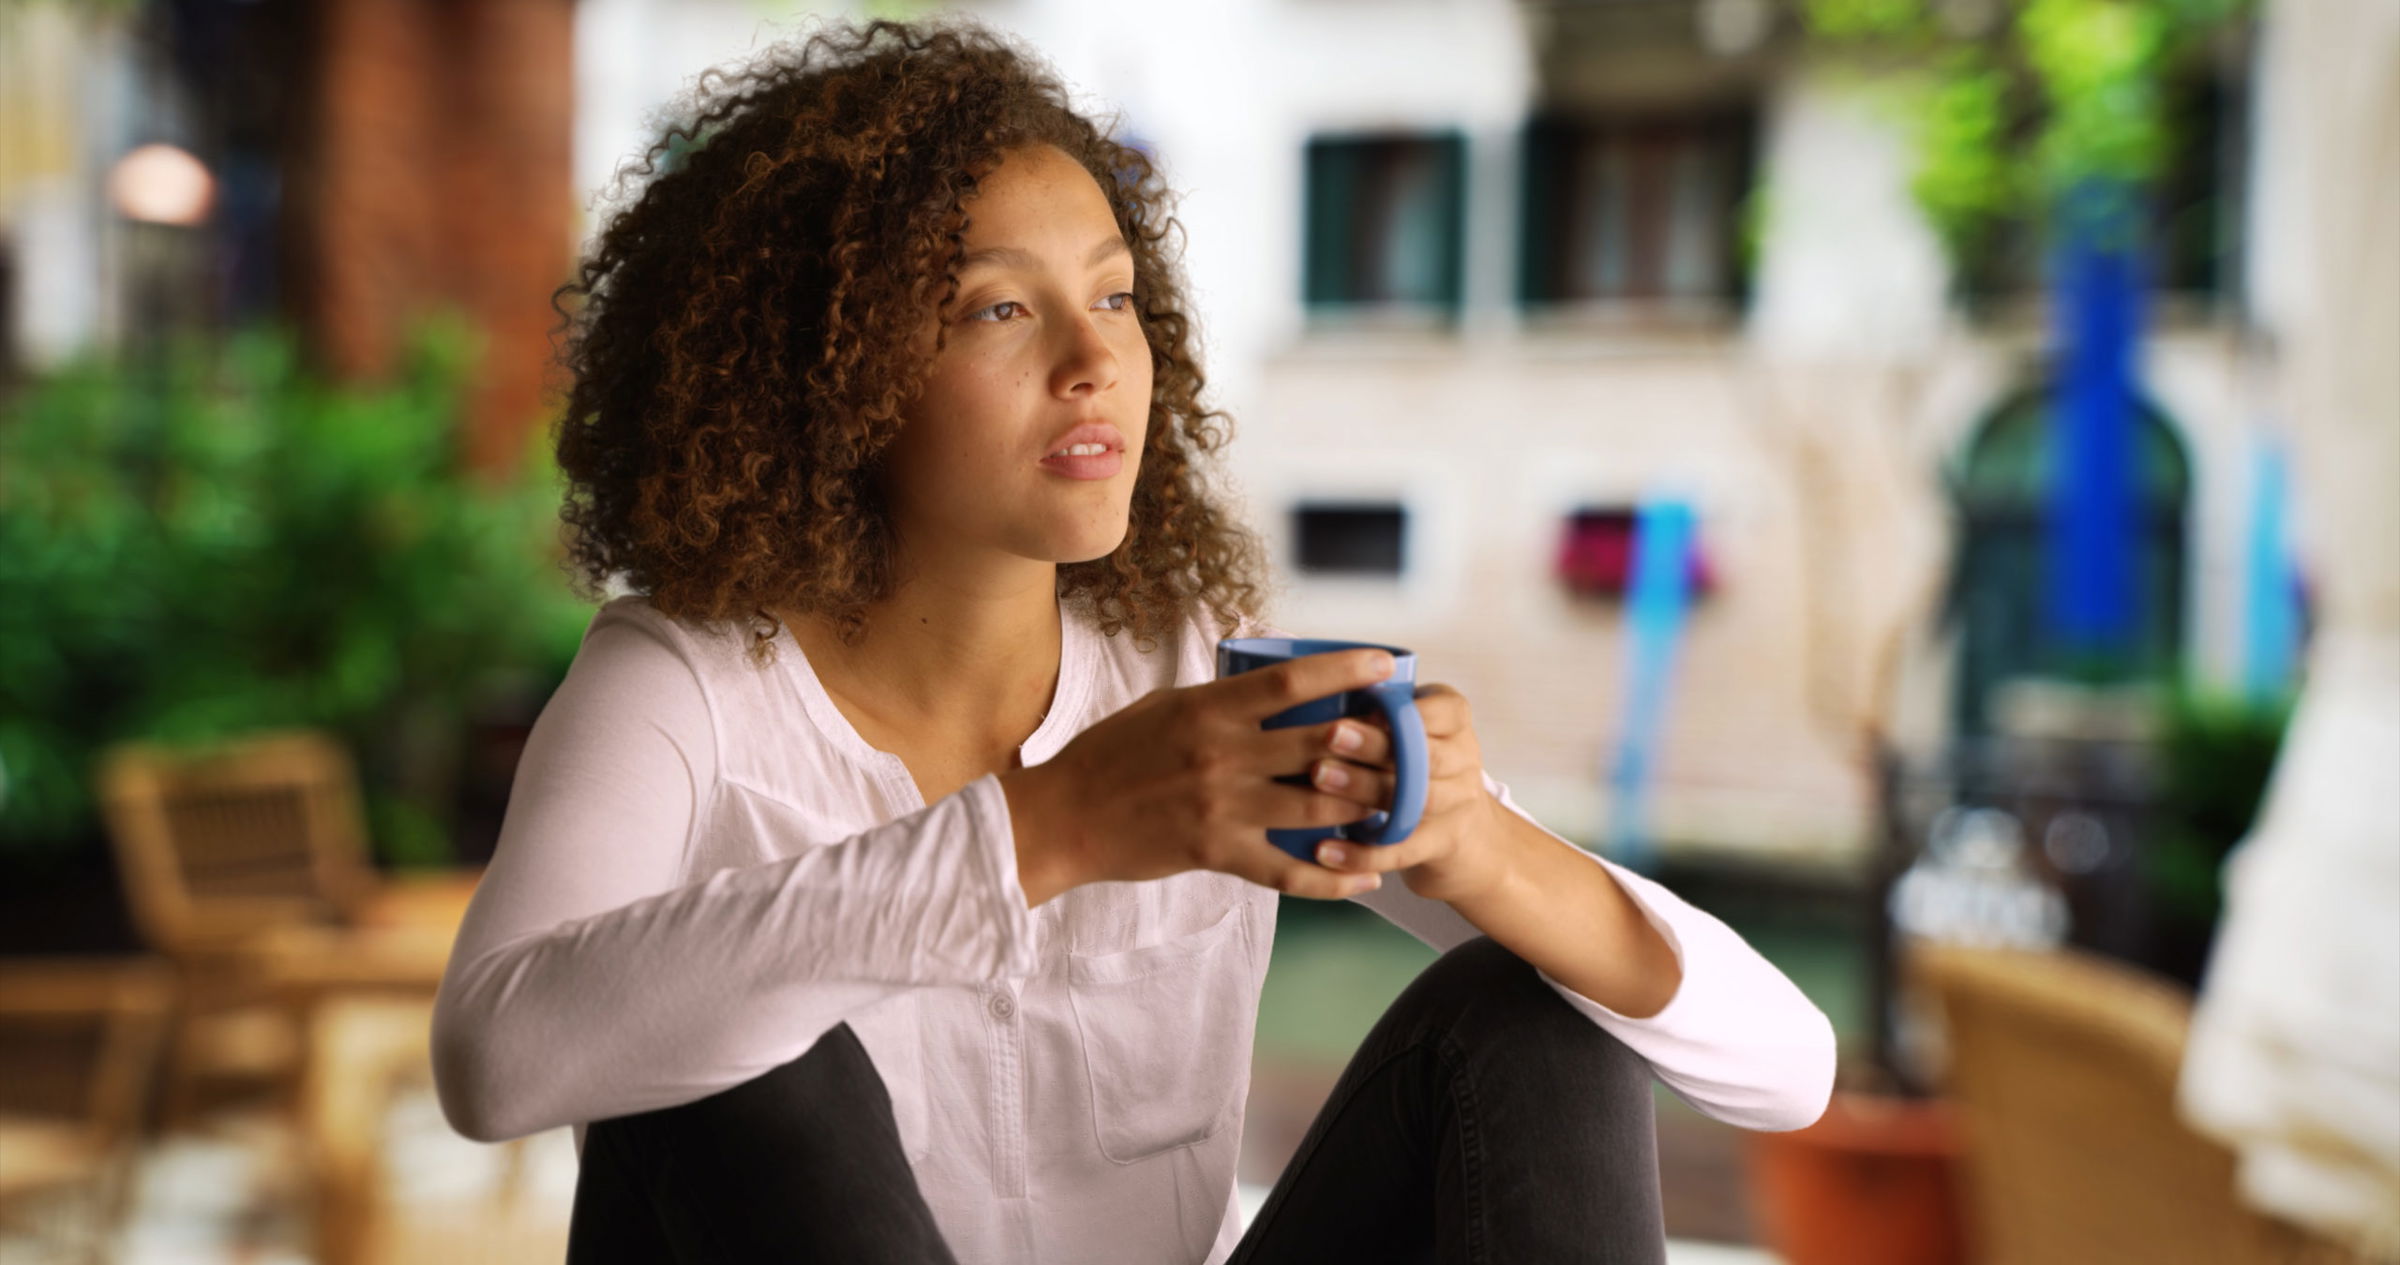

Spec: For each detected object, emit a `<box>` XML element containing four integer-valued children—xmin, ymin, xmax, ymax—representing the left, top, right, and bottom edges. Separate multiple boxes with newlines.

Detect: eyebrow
<box><xmin>957</xmin><ymin>235</ymin><xmax>1132</xmax><ymax>274</ymax></box>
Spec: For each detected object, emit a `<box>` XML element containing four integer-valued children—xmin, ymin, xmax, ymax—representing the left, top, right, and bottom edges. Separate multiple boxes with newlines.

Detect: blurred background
<box><xmin>2</xmin><ymin>0</ymin><xmax>2394</xmax><ymax>1261</ymax></box>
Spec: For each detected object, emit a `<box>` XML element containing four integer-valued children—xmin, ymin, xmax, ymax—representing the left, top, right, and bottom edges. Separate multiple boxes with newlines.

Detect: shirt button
<box><xmin>989</xmin><ymin>992</ymin><xmax>1015</xmax><ymax>1019</ymax></box>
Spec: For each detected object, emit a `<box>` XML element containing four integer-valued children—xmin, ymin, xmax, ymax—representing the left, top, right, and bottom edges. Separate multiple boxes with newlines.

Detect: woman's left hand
<box><xmin>1302</xmin><ymin>683</ymin><xmax>1512</xmax><ymax>906</ymax></box>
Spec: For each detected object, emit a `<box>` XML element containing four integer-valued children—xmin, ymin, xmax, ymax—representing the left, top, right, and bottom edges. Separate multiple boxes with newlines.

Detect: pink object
<box><xmin>430</xmin><ymin>594</ymin><xmax>1835</xmax><ymax>1263</ymax></box>
<box><xmin>1554</xmin><ymin>509</ymin><xmax>1717</xmax><ymax>598</ymax></box>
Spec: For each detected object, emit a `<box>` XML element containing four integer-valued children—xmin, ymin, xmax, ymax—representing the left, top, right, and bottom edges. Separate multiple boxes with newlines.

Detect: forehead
<box><xmin>958</xmin><ymin>144</ymin><xmax>1117</xmax><ymax>240</ymax></box>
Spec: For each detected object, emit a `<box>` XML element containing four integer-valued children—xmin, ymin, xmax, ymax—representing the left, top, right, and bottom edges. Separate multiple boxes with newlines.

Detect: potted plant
<box><xmin>1747</xmin><ymin>1046</ymin><xmax>1969</xmax><ymax>1265</ymax></box>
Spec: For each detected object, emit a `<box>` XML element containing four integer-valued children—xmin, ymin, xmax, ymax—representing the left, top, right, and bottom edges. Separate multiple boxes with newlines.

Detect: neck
<box><xmin>782</xmin><ymin>576</ymin><xmax>1063</xmax><ymax>750</ymax></box>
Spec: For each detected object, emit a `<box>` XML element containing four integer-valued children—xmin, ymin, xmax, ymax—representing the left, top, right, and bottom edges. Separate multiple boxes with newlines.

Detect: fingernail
<box><xmin>1369</xmin><ymin>652</ymin><xmax>1395</xmax><ymax>676</ymax></box>
<box><xmin>1347</xmin><ymin>874</ymin><xmax>1382</xmax><ymax>895</ymax></box>
<box><xmin>1317</xmin><ymin>842</ymin><xmax>1349</xmax><ymax>866</ymax></box>
<box><xmin>1314</xmin><ymin>761</ymin><xmax>1349</xmax><ymax>790</ymax></box>
<box><xmin>1331</xmin><ymin>724</ymin><xmax>1362</xmax><ymax>753</ymax></box>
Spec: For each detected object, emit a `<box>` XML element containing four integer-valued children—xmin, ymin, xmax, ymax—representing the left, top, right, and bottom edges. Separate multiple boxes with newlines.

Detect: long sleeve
<box><xmin>1231</xmin><ymin>614</ymin><xmax>1834</xmax><ymax>1132</ymax></box>
<box><xmin>1351</xmin><ymin>771</ymin><xmax>1836</xmax><ymax>1132</ymax></box>
<box><xmin>429</xmin><ymin>611</ymin><xmax>1039</xmax><ymax>1144</ymax></box>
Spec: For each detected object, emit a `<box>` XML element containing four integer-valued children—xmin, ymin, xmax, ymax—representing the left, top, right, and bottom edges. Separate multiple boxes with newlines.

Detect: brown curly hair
<box><xmin>548</xmin><ymin>14</ymin><xmax>1277</xmax><ymax>671</ymax></box>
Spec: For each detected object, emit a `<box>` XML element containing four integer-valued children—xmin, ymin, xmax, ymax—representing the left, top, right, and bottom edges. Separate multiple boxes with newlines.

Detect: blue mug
<box><xmin>1215</xmin><ymin>636</ymin><xmax>1429</xmax><ymax>862</ymax></box>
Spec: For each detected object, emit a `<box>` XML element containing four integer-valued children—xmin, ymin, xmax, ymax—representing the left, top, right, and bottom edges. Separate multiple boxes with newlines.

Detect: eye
<box><xmin>1098</xmin><ymin>291</ymin><xmax>1135</xmax><ymax>312</ymax></box>
<box><xmin>965</xmin><ymin>299</ymin><xmax>1024</xmax><ymax>323</ymax></box>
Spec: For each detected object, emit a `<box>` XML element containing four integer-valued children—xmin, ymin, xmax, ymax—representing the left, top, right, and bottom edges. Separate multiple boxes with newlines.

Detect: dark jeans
<box><xmin>565</xmin><ymin>935</ymin><xmax>1666</xmax><ymax>1264</ymax></box>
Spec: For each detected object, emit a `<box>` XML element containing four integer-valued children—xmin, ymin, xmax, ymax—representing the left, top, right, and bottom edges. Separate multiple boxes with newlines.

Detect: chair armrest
<box><xmin>234</xmin><ymin>925</ymin><xmax>456</xmax><ymax>998</ymax></box>
<box><xmin>346</xmin><ymin>869</ymin><xmax>483</xmax><ymax>934</ymax></box>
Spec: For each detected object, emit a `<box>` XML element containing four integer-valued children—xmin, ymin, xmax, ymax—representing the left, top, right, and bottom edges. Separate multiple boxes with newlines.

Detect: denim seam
<box><xmin>1233</xmin><ymin>1034</ymin><xmax>1435</xmax><ymax>1259</ymax></box>
<box><xmin>1437</xmin><ymin>1031</ymin><xmax>1488</xmax><ymax>1265</ymax></box>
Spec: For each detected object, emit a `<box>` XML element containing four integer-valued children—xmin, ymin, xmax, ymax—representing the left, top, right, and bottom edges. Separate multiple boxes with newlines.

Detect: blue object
<box><xmin>1607</xmin><ymin>496</ymin><xmax>1699</xmax><ymax>873</ymax></box>
<box><xmin>2045</xmin><ymin>184</ymin><xmax>2146</xmax><ymax>656</ymax></box>
<box><xmin>1216</xmin><ymin>637</ymin><xmax>1430</xmax><ymax>862</ymax></box>
<box><xmin>2242</xmin><ymin>435</ymin><xmax>2298</xmax><ymax>701</ymax></box>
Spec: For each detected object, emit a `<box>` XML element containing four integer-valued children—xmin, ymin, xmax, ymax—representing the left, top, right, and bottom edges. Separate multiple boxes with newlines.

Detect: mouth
<box><xmin>1038</xmin><ymin>421</ymin><xmax>1125</xmax><ymax>462</ymax></box>
<box><xmin>1037</xmin><ymin>444</ymin><xmax>1124</xmax><ymax>480</ymax></box>
<box><xmin>1036</xmin><ymin>420</ymin><xmax>1126</xmax><ymax>481</ymax></box>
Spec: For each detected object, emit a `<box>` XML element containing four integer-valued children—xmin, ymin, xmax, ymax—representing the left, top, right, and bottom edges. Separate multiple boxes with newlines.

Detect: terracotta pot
<box><xmin>1746</xmin><ymin>1091</ymin><xmax>1969</xmax><ymax>1265</ymax></box>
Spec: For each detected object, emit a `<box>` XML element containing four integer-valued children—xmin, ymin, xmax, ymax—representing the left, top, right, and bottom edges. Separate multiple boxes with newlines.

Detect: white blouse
<box><xmin>429</xmin><ymin>591</ymin><xmax>1835</xmax><ymax>1264</ymax></box>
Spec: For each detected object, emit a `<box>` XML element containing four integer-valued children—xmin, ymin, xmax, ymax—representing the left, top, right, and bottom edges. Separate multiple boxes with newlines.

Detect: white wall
<box><xmin>565</xmin><ymin>0</ymin><xmax>2281</xmax><ymax>859</ymax></box>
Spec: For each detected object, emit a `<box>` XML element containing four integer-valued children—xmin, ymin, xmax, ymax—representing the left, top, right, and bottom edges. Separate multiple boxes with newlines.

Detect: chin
<box><xmin>1062</xmin><ymin>519</ymin><xmax>1131</xmax><ymax>564</ymax></box>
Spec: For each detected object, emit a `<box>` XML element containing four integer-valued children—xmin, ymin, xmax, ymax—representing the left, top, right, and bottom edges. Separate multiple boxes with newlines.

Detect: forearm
<box><xmin>1445</xmin><ymin>800</ymin><xmax>1684</xmax><ymax>1019</ymax></box>
<box><xmin>432</xmin><ymin>890</ymin><xmax>912</xmax><ymax>1141</ymax></box>
<box><xmin>999</xmin><ymin>763</ymin><xmax>1085</xmax><ymax>908</ymax></box>
<box><xmin>435</xmin><ymin>777</ymin><xmax>1039</xmax><ymax>1140</ymax></box>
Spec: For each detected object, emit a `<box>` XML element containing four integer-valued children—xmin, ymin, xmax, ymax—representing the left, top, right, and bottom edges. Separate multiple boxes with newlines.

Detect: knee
<box><xmin>1402</xmin><ymin>937</ymin><xmax>1649</xmax><ymax>1085</ymax></box>
<box><xmin>1404</xmin><ymin>935</ymin><xmax>1555</xmax><ymax>1028</ymax></box>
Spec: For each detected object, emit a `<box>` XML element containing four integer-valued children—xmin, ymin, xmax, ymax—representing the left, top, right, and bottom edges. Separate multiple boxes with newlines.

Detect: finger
<box><xmin>1303</xmin><ymin>717</ymin><xmax>1390</xmax><ymax>769</ymax></box>
<box><xmin>1215</xmin><ymin>835</ymin><xmax>1382</xmax><ymax>900</ymax></box>
<box><xmin>1358</xmin><ymin>690</ymin><xmax>1462</xmax><ymax>740</ymax></box>
<box><xmin>1231</xmin><ymin>648</ymin><xmax>1396</xmax><ymax>722</ymax></box>
<box><xmin>1307</xmin><ymin>756</ymin><xmax>1384</xmax><ymax>802</ymax></box>
<box><xmin>1310</xmin><ymin>834</ymin><xmax>1429</xmax><ymax>875</ymax></box>
<box><xmin>1281</xmin><ymin>853</ymin><xmax>1384</xmax><ymax>900</ymax></box>
<box><xmin>1259</xmin><ymin>778</ymin><xmax>1385</xmax><ymax>837</ymax></box>
<box><xmin>1328</xmin><ymin>742</ymin><xmax>1479</xmax><ymax>787</ymax></box>
<box><xmin>1359</xmin><ymin>762</ymin><xmax>1474</xmax><ymax>813</ymax></box>
<box><xmin>1411</xmin><ymin>687</ymin><xmax>1466</xmax><ymax>738</ymax></box>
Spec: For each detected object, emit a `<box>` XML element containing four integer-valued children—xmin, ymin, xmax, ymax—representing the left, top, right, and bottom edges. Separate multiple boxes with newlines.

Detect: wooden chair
<box><xmin>92</xmin><ymin>726</ymin><xmax>481</xmax><ymax>1134</ymax></box>
<box><xmin>297</xmin><ymin>994</ymin><xmax>562</xmax><ymax>1265</ymax></box>
<box><xmin>1905</xmin><ymin>939</ymin><xmax>2375</xmax><ymax>1265</ymax></box>
<box><xmin>0</xmin><ymin>956</ymin><xmax>175</xmax><ymax>1265</ymax></box>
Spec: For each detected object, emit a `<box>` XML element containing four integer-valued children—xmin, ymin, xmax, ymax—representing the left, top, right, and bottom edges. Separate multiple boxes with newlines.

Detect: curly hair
<box><xmin>548</xmin><ymin>14</ymin><xmax>1277</xmax><ymax>671</ymax></box>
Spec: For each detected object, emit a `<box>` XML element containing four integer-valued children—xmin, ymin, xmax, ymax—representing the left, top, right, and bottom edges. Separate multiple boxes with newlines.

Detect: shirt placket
<box><xmin>982</xmin><ymin>980</ymin><xmax>1027</xmax><ymax>1196</ymax></box>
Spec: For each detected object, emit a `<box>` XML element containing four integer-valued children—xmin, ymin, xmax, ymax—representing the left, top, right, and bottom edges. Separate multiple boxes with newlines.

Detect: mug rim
<box><xmin>1217</xmin><ymin>636</ymin><xmax>1414</xmax><ymax>660</ymax></box>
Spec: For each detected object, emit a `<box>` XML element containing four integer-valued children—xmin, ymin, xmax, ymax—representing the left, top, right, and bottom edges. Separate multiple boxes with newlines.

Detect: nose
<box><xmin>1048</xmin><ymin>309</ymin><xmax>1120</xmax><ymax>400</ymax></box>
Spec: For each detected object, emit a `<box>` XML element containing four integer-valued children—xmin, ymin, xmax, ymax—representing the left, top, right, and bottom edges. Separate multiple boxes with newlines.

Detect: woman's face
<box><xmin>879</xmin><ymin>142</ymin><xmax>1153</xmax><ymax>573</ymax></box>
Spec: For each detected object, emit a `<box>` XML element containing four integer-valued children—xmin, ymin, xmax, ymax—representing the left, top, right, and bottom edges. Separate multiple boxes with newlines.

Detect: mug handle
<box><xmin>1345</xmin><ymin>684</ymin><xmax>1428</xmax><ymax>845</ymax></box>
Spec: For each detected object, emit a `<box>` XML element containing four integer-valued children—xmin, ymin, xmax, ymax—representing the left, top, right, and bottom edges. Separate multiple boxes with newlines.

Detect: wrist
<box><xmin>1425</xmin><ymin>794</ymin><xmax>1523</xmax><ymax>907</ymax></box>
<box><xmin>999</xmin><ymin>763</ymin><xmax>1087</xmax><ymax>907</ymax></box>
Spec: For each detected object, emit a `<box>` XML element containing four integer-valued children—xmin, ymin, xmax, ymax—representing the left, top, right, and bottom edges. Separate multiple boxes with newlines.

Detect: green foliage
<box><xmin>1734</xmin><ymin>183</ymin><xmax>1775</xmax><ymax>281</ymax></box>
<box><xmin>2021</xmin><ymin>0</ymin><xmax>2170</xmax><ymax>184</ymax></box>
<box><xmin>2147</xmin><ymin>684</ymin><xmax>2291</xmax><ymax>926</ymax></box>
<box><xmin>0</xmin><ymin>314</ymin><xmax>595</xmax><ymax>869</ymax></box>
<box><xmin>1801</xmin><ymin>0</ymin><xmax>1937</xmax><ymax>40</ymax></box>
<box><xmin>1799</xmin><ymin>0</ymin><xmax>2252</xmax><ymax>269</ymax></box>
<box><xmin>1912</xmin><ymin>48</ymin><xmax>2019</xmax><ymax>264</ymax></box>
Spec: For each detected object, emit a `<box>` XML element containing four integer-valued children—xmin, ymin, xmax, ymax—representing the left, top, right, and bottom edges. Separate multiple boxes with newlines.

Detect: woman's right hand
<box><xmin>1001</xmin><ymin>646</ymin><xmax>1399</xmax><ymax>904</ymax></box>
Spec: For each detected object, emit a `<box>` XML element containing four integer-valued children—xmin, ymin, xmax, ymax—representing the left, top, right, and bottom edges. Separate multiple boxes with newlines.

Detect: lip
<box><xmin>1036</xmin><ymin>421</ymin><xmax>1126</xmax><ymax>480</ymax></box>
<box><xmin>1038</xmin><ymin>447</ymin><xmax>1123</xmax><ymax>480</ymax></box>
<box><xmin>1037</xmin><ymin>421</ymin><xmax>1125</xmax><ymax>461</ymax></box>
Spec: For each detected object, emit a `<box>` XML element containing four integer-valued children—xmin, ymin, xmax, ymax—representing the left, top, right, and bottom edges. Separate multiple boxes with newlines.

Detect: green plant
<box><xmin>0</xmin><ymin>312</ymin><xmax>595</xmax><ymax>870</ymax></box>
<box><xmin>2147</xmin><ymin>683</ymin><xmax>2291</xmax><ymax>928</ymax></box>
<box><xmin>1797</xmin><ymin>0</ymin><xmax>2251</xmax><ymax>270</ymax></box>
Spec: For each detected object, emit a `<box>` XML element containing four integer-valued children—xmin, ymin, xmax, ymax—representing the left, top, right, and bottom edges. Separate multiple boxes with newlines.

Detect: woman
<box><xmin>428</xmin><ymin>16</ymin><xmax>1834</xmax><ymax>1264</ymax></box>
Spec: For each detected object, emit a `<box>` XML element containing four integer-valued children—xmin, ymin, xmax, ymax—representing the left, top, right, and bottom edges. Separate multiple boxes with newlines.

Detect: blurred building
<box><xmin>674</xmin><ymin>0</ymin><xmax>2265</xmax><ymax>866</ymax></box>
<box><xmin>8</xmin><ymin>0</ymin><xmax>2299</xmax><ymax>864</ymax></box>
<box><xmin>0</xmin><ymin>0</ymin><xmax>573</xmax><ymax>472</ymax></box>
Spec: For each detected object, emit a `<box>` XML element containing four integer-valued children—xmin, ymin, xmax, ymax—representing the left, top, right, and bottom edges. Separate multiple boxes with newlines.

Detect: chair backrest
<box><xmin>1905</xmin><ymin>939</ymin><xmax>2350</xmax><ymax>1265</ymax></box>
<box><xmin>95</xmin><ymin>727</ymin><xmax>379</xmax><ymax>956</ymax></box>
<box><xmin>0</xmin><ymin>957</ymin><xmax>175</xmax><ymax>1151</ymax></box>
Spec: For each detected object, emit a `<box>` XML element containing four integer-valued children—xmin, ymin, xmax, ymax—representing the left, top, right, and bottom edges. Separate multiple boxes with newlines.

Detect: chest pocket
<box><xmin>1065</xmin><ymin>899</ymin><xmax>1258</xmax><ymax>1164</ymax></box>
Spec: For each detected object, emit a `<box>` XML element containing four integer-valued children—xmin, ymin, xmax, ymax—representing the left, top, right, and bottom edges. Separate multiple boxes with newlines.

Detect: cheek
<box><xmin>894</xmin><ymin>388</ymin><xmax>1007</xmax><ymax>476</ymax></box>
<box><xmin>1120</xmin><ymin>332</ymin><xmax>1156</xmax><ymax>398</ymax></box>
<box><xmin>914</xmin><ymin>358</ymin><xmax>1017</xmax><ymax>424</ymax></box>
